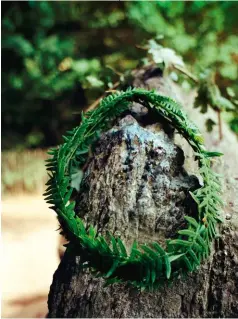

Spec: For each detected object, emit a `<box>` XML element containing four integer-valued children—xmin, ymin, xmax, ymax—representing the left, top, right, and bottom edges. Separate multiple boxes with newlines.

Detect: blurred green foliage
<box><xmin>2</xmin><ymin>1</ymin><xmax>238</xmax><ymax>150</ymax></box>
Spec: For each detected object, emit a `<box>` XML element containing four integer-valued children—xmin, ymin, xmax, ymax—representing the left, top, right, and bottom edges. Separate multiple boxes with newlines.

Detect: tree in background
<box><xmin>2</xmin><ymin>1</ymin><xmax>237</xmax><ymax>150</ymax></box>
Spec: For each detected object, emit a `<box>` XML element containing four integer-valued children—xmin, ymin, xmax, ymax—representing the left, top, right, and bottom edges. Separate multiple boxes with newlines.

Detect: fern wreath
<box><xmin>45</xmin><ymin>88</ymin><xmax>223</xmax><ymax>290</ymax></box>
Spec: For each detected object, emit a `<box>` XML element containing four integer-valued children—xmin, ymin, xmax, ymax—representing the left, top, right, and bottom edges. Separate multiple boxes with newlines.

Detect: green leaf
<box><xmin>117</xmin><ymin>238</ymin><xmax>127</xmax><ymax>257</ymax></box>
<box><xmin>227</xmin><ymin>87</ymin><xmax>235</xmax><ymax>98</ymax></box>
<box><xmin>145</xmin><ymin>267</ymin><xmax>151</xmax><ymax>284</ymax></box>
<box><xmin>98</xmin><ymin>236</ymin><xmax>111</xmax><ymax>254</ymax></box>
<box><xmin>105</xmin><ymin>260</ymin><xmax>119</xmax><ymax>277</ymax></box>
<box><xmin>110</xmin><ymin>234</ymin><xmax>120</xmax><ymax>255</ymax></box>
<box><xmin>168</xmin><ymin>239</ymin><xmax>192</xmax><ymax>247</ymax></box>
<box><xmin>189</xmin><ymin>192</ymin><xmax>200</xmax><ymax>205</ymax></box>
<box><xmin>76</xmin><ymin>217</ymin><xmax>86</xmax><ymax>235</ymax></box>
<box><xmin>164</xmin><ymin>254</ymin><xmax>171</xmax><ymax>279</ymax></box>
<box><xmin>183</xmin><ymin>256</ymin><xmax>193</xmax><ymax>271</ymax></box>
<box><xmin>64</xmin><ymin>188</ymin><xmax>73</xmax><ymax>205</ymax></box>
<box><xmin>89</xmin><ymin>225</ymin><xmax>96</xmax><ymax>239</ymax></box>
<box><xmin>184</xmin><ymin>216</ymin><xmax>199</xmax><ymax>229</ymax></box>
<box><xmin>151</xmin><ymin>243</ymin><xmax>170</xmax><ymax>279</ymax></box>
<box><xmin>197</xmin><ymin>234</ymin><xmax>209</xmax><ymax>255</ymax></box>
<box><xmin>198</xmin><ymin>224</ymin><xmax>206</xmax><ymax>234</ymax></box>
<box><xmin>205</xmin><ymin>119</ymin><xmax>216</xmax><ymax>133</ymax></box>
<box><xmin>141</xmin><ymin>245</ymin><xmax>159</xmax><ymax>259</ymax></box>
<box><xmin>151</xmin><ymin>267</ymin><xmax>156</xmax><ymax>284</ymax></box>
<box><xmin>178</xmin><ymin>229</ymin><xmax>197</xmax><ymax>238</ymax></box>
<box><xmin>168</xmin><ymin>253</ymin><xmax>185</xmax><ymax>263</ymax></box>
<box><xmin>130</xmin><ymin>241</ymin><xmax>139</xmax><ymax>259</ymax></box>
<box><xmin>130</xmin><ymin>247</ymin><xmax>142</xmax><ymax>260</ymax></box>
<box><xmin>65</xmin><ymin>201</ymin><xmax>76</xmax><ymax>212</ymax></box>
<box><xmin>203</xmin><ymin>151</ymin><xmax>223</xmax><ymax>158</ymax></box>
<box><xmin>152</xmin><ymin>242</ymin><xmax>166</xmax><ymax>255</ymax></box>
<box><xmin>187</xmin><ymin>249</ymin><xmax>200</xmax><ymax>266</ymax></box>
<box><xmin>76</xmin><ymin>148</ymin><xmax>89</xmax><ymax>155</ymax></box>
<box><xmin>192</xmin><ymin>242</ymin><xmax>204</xmax><ymax>253</ymax></box>
<box><xmin>155</xmin><ymin>254</ymin><xmax>163</xmax><ymax>273</ymax></box>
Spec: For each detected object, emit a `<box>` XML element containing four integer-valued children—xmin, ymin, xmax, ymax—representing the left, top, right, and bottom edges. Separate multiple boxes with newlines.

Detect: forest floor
<box><xmin>1</xmin><ymin>195</ymin><xmax>60</xmax><ymax>318</ymax></box>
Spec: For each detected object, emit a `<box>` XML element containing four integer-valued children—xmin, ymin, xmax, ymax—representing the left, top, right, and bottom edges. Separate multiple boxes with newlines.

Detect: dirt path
<box><xmin>2</xmin><ymin>195</ymin><xmax>60</xmax><ymax>318</ymax></box>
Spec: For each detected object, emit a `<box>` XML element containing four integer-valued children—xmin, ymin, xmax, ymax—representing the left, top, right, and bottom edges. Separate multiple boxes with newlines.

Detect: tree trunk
<box><xmin>47</xmin><ymin>66</ymin><xmax>238</xmax><ymax>318</ymax></box>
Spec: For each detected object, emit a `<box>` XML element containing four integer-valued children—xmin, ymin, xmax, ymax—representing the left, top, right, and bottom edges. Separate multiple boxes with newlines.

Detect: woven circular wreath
<box><xmin>44</xmin><ymin>88</ymin><xmax>223</xmax><ymax>290</ymax></box>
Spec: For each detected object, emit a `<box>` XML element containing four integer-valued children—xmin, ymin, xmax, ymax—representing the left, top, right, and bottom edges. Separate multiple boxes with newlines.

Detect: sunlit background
<box><xmin>1</xmin><ymin>1</ymin><xmax>238</xmax><ymax>317</ymax></box>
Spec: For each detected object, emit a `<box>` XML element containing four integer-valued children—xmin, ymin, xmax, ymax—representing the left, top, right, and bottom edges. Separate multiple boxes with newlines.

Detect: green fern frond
<box><xmin>44</xmin><ymin>88</ymin><xmax>223</xmax><ymax>290</ymax></box>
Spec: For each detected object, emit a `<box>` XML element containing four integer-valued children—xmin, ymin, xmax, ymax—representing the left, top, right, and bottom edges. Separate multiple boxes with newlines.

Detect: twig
<box><xmin>217</xmin><ymin>110</ymin><xmax>223</xmax><ymax>141</ymax></box>
<box><xmin>72</xmin><ymin>81</ymin><xmax>120</xmax><ymax>115</ymax></box>
<box><xmin>86</xmin><ymin>81</ymin><xmax>120</xmax><ymax>112</ymax></box>
<box><xmin>173</xmin><ymin>65</ymin><xmax>199</xmax><ymax>84</ymax></box>
<box><xmin>74</xmin><ymin>64</ymin><xmax>198</xmax><ymax>116</ymax></box>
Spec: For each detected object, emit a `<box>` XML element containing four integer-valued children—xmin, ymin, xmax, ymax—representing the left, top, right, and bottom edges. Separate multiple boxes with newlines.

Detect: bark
<box><xmin>48</xmin><ymin>66</ymin><xmax>238</xmax><ymax>318</ymax></box>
